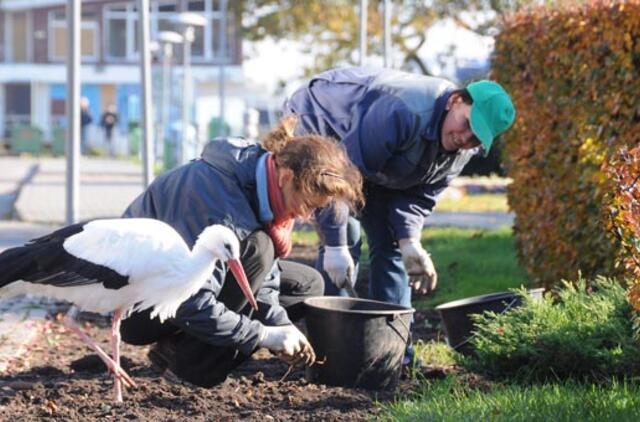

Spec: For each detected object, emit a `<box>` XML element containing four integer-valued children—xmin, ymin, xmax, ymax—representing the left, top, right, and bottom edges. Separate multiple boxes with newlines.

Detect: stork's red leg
<box><xmin>112</xmin><ymin>309</ymin><xmax>124</xmax><ymax>402</ymax></box>
<box><xmin>62</xmin><ymin>312</ymin><xmax>136</xmax><ymax>390</ymax></box>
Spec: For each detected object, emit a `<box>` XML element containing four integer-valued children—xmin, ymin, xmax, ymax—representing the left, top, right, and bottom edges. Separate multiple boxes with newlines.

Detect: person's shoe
<box><xmin>147</xmin><ymin>338</ymin><xmax>177</xmax><ymax>373</ymax></box>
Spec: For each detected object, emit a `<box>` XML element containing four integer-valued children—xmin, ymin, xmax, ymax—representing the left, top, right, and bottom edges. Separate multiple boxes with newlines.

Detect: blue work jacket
<box><xmin>123</xmin><ymin>138</ymin><xmax>290</xmax><ymax>355</ymax></box>
<box><xmin>285</xmin><ymin>66</ymin><xmax>478</xmax><ymax>244</ymax></box>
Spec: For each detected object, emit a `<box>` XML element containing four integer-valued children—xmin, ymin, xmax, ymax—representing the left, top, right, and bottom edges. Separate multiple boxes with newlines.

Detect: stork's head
<box><xmin>197</xmin><ymin>225</ymin><xmax>258</xmax><ymax>311</ymax></box>
<box><xmin>198</xmin><ymin>225</ymin><xmax>241</xmax><ymax>260</ymax></box>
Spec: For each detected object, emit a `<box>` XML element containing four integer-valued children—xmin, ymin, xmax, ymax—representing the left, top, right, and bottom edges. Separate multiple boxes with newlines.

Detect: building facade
<box><xmin>0</xmin><ymin>0</ymin><xmax>246</xmax><ymax>153</ymax></box>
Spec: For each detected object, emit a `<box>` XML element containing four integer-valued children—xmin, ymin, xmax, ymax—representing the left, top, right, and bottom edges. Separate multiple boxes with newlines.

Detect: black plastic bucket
<box><xmin>435</xmin><ymin>288</ymin><xmax>545</xmax><ymax>355</ymax></box>
<box><xmin>304</xmin><ymin>297</ymin><xmax>414</xmax><ymax>390</ymax></box>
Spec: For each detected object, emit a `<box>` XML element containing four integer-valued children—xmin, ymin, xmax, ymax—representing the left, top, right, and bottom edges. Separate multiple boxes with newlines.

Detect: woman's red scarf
<box><xmin>265</xmin><ymin>155</ymin><xmax>294</xmax><ymax>258</ymax></box>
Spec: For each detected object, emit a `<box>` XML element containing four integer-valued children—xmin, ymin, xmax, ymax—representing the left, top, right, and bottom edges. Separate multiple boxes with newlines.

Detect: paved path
<box><xmin>0</xmin><ymin>157</ymin><xmax>39</xmax><ymax>219</ymax></box>
<box><xmin>0</xmin><ymin>221</ymin><xmax>56</xmax><ymax>374</ymax></box>
<box><xmin>13</xmin><ymin>157</ymin><xmax>144</xmax><ymax>224</ymax></box>
<box><xmin>427</xmin><ymin>211</ymin><xmax>513</xmax><ymax>229</ymax></box>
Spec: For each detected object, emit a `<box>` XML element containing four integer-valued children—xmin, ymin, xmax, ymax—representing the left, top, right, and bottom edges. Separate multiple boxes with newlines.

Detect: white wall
<box><xmin>31</xmin><ymin>81</ymin><xmax>50</xmax><ymax>140</ymax></box>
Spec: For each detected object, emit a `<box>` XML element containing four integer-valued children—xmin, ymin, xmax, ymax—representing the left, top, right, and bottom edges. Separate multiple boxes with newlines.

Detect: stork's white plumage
<box><xmin>0</xmin><ymin>218</ymin><xmax>257</xmax><ymax>402</ymax></box>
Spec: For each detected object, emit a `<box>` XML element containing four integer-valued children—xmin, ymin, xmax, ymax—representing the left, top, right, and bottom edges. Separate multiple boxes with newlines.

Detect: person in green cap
<box><xmin>284</xmin><ymin>67</ymin><xmax>515</xmax><ymax>366</ymax></box>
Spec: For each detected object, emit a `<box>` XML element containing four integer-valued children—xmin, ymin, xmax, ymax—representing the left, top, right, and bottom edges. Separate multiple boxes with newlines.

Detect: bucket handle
<box><xmin>451</xmin><ymin>297</ymin><xmax>519</xmax><ymax>351</ymax></box>
<box><xmin>387</xmin><ymin>313</ymin><xmax>412</xmax><ymax>345</ymax></box>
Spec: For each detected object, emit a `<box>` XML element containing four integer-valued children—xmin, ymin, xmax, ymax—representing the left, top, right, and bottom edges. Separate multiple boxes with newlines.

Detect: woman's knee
<box><xmin>240</xmin><ymin>230</ymin><xmax>275</xmax><ymax>281</ymax></box>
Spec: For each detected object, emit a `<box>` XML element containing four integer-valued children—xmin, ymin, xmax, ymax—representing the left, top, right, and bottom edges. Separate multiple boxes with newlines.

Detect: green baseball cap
<box><xmin>466</xmin><ymin>80</ymin><xmax>516</xmax><ymax>153</ymax></box>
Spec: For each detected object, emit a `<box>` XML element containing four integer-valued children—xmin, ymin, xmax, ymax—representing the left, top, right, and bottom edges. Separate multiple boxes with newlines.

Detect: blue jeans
<box><xmin>359</xmin><ymin>190</ymin><xmax>412</xmax><ymax>309</ymax></box>
<box><xmin>316</xmin><ymin>191</ymin><xmax>412</xmax><ymax>309</ymax></box>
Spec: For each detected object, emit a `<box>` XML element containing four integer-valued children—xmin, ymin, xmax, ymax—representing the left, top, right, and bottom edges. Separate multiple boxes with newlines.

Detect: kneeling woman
<box><xmin>120</xmin><ymin>117</ymin><xmax>363</xmax><ymax>387</ymax></box>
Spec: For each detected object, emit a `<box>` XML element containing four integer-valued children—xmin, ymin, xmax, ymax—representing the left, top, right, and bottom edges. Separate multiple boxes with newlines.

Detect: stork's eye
<box><xmin>223</xmin><ymin>242</ymin><xmax>232</xmax><ymax>253</ymax></box>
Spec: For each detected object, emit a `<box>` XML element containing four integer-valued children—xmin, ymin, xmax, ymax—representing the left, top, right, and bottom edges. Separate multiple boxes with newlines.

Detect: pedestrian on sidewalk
<box><xmin>284</xmin><ymin>67</ymin><xmax>515</xmax><ymax>365</ymax></box>
<box><xmin>100</xmin><ymin>104</ymin><xmax>119</xmax><ymax>157</ymax></box>
<box><xmin>120</xmin><ymin>116</ymin><xmax>363</xmax><ymax>387</ymax></box>
<box><xmin>80</xmin><ymin>97</ymin><xmax>93</xmax><ymax>155</ymax></box>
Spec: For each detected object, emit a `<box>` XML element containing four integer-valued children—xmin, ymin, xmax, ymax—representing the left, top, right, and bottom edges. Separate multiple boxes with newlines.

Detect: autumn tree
<box><xmin>234</xmin><ymin>0</ymin><xmax>531</xmax><ymax>77</ymax></box>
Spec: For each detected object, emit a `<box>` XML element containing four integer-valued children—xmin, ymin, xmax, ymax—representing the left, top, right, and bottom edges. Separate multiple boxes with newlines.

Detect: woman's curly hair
<box><xmin>262</xmin><ymin>115</ymin><xmax>364</xmax><ymax>212</ymax></box>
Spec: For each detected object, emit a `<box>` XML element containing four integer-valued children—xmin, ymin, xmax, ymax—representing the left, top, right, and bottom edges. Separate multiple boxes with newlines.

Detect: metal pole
<box><xmin>159</xmin><ymin>42</ymin><xmax>172</xmax><ymax>163</ymax></box>
<box><xmin>383</xmin><ymin>0</ymin><xmax>391</xmax><ymax>67</ymax></box>
<box><xmin>359</xmin><ymin>0</ymin><xmax>367</xmax><ymax>66</ymax></box>
<box><xmin>180</xmin><ymin>27</ymin><xmax>193</xmax><ymax>165</ymax></box>
<box><xmin>65</xmin><ymin>0</ymin><xmax>80</xmax><ymax>225</ymax></box>
<box><xmin>218</xmin><ymin>0</ymin><xmax>227</xmax><ymax>138</ymax></box>
<box><xmin>138</xmin><ymin>0</ymin><xmax>154</xmax><ymax>187</ymax></box>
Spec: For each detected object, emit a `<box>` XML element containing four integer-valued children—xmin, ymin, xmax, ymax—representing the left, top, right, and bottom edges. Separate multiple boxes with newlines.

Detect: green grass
<box><xmin>381</xmin><ymin>377</ymin><xmax>640</xmax><ymax>422</ymax></box>
<box><xmin>414</xmin><ymin>340</ymin><xmax>458</xmax><ymax>367</ymax></box>
<box><xmin>373</xmin><ymin>229</ymin><xmax>640</xmax><ymax>422</ymax></box>
<box><xmin>435</xmin><ymin>193</ymin><xmax>509</xmax><ymax>213</ymax></box>
<box><xmin>291</xmin><ymin>229</ymin><xmax>320</xmax><ymax>246</ymax></box>
<box><xmin>292</xmin><ymin>226</ymin><xmax>527</xmax><ymax>310</ymax></box>
<box><xmin>418</xmin><ymin>226</ymin><xmax>528</xmax><ymax>309</ymax></box>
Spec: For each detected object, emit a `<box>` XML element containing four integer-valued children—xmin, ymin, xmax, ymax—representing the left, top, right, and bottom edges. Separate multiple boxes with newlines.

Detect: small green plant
<box><xmin>415</xmin><ymin>340</ymin><xmax>458</xmax><ymax>367</ymax></box>
<box><xmin>467</xmin><ymin>276</ymin><xmax>640</xmax><ymax>382</ymax></box>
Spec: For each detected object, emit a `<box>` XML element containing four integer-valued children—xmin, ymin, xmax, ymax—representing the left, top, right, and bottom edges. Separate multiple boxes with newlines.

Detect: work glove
<box><xmin>322</xmin><ymin>245</ymin><xmax>355</xmax><ymax>289</ymax></box>
<box><xmin>258</xmin><ymin>324</ymin><xmax>316</xmax><ymax>365</ymax></box>
<box><xmin>398</xmin><ymin>238</ymin><xmax>438</xmax><ymax>295</ymax></box>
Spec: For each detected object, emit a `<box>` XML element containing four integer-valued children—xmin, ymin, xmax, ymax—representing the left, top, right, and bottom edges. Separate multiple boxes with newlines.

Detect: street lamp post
<box><xmin>156</xmin><ymin>31</ymin><xmax>183</xmax><ymax>169</ymax></box>
<box><xmin>170</xmin><ymin>12</ymin><xmax>207</xmax><ymax>165</ymax></box>
<box><xmin>359</xmin><ymin>0</ymin><xmax>368</xmax><ymax>66</ymax></box>
<box><xmin>383</xmin><ymin>0</ymin><xmax>392</xmax><ymax>67</ymax></box>
<box><xmin>65</xmin><ymin>0</ymin><xmax>80</xmax><ymax>225</ymax></box>
<box><xmin>137</xmin><ymin>0</ymin><xmax>154</xmax><ymax>188</ymax></box>
<box><xmin>218</xmin><ymin>0</ymin><xmax>228</xmax><ymax>138</ymax></box>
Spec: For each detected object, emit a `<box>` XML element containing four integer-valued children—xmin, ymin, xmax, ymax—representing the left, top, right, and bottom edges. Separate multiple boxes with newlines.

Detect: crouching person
<box><xmin>119</xmin><ymin>116</ymin><xmax>363</xmax><ymax>387</ymax></box>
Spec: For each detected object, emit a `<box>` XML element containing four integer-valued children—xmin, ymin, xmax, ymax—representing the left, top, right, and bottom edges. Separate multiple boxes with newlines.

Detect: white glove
<box><xmin>258</xmin><ymin>325</ymin><xmax>316</xmax><ymax>365</ymax></box>
<box><xmin>322</xmin><ymin>245</ymin><xmax>355</xmax><ymax>289</ymax></box>
<box><xmin>398</xmin><ymin>238</ymin><xmax>438</xmax><ymax>295</ymax></box>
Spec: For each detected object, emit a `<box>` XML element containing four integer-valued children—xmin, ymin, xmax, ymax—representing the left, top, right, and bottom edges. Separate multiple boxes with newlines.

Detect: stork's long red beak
<box><xmin>227</xmin><ymin>259</ymin><xmax>258</xmax><ymax>311</ymax></box>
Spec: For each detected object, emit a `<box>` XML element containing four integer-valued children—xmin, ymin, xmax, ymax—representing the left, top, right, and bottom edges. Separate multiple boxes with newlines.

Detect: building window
<box><xmin>188</xmin><ymin>0</ymin><xmax>234</xmax><ymax>62</ymax></box>
<box><xmin>7</xmin><ymin>11</ymin><xmax>32</xmax><ymax>62</ymax></box>
<box><xmin>107</xmin><ymin>18</ymin><xmax>127</xmax><ymax>58</ymax></box>
<box><xmin>49</xmin><ymin>10</ymin><xmax>98</xmax><ymax>61</ymax></box>
<box><xmin>211</xmin><ymin>15</ymin><xmax>234</xmax><ymax>61</ymax></box>
<box><xmin>102</xmin><ymin>0</ymin><xmax>234</xmax><ymax>63</ymax></box>
<box><xmin>4</xmin><ymin>83</ymin><xmax>31</xmax><ymax>138</ymax></box>
<box><xmin>153</xmin><ymin>1</ymin><xmax>177</xmax><ymax>40</ymax></box>
<box><xmin>104</xmin><ymin>3</ymin><xmax>139</xmax><ymax>60</ymax></box>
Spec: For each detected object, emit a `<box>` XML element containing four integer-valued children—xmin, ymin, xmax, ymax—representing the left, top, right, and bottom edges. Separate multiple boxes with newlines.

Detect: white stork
<box><xmin>0</xmin><ymin>218</ymin><xmax>258</xmax><ymax>402</ymax></box>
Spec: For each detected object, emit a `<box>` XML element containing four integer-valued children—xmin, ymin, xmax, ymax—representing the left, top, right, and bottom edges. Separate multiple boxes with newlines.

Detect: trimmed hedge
<box><xmin>493</xmin><ymin>1</ymin><xmax>640</xmax><ymax>287</ymax></box>
<box><xmin>605</xmin><ymin>145</ymin><xmax>640</xmax><ymax>309</ymax></box>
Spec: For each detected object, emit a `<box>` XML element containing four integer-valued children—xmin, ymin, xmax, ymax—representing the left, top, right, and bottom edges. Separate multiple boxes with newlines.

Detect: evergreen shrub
<box><xmin>467</xmin><ymin>276</ymin><xmax>640</xmax><ymax>382</ymax></box>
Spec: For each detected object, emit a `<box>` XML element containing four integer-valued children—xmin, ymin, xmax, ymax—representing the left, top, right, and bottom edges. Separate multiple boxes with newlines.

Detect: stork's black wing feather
<box><xmin>0</xmin><ymin>221</ymin><xmax>129</xmax><ymax>290</ymax></box>
<box><xmin>27</xmin><ymin>222</ymin><xmax>86</xmax><ymax>245</ymax></box>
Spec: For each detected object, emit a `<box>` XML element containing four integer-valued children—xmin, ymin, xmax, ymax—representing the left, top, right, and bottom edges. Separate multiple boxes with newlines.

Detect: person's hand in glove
<box><xmin>258</xmin><ymin>324</ymin><xmax>316</xmax><ymax>365</ymax></box>
<box><xmin>322</xmin><ymin>245</ymin><xmax>355</xmax><ymax>289</ymax></box>
<box><xmin>398</xmin><ymin>238</ymin><xmax>437</xmax><ymax>295</ymax></box>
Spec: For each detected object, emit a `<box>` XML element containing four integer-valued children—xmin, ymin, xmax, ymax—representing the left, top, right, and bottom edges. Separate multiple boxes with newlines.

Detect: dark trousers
<box><xmin>120</xmin><ymin>230</ymin><xmax>323</xmax><ymax>387</ymax></box>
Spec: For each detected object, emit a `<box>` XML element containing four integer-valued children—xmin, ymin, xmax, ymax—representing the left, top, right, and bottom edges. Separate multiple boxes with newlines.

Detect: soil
<box><xmin>0</xmin><ymin>242</ymin><xmax>446</xmax><ymax>421</ymax></box>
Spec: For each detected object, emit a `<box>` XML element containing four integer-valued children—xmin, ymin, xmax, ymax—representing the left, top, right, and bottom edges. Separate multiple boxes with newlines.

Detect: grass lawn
<box><xmin>369</xmin><ymin>225</ymin><xmax>640</xmax><ymax>421</ymax></box>
<box><xmin>382</xmin><ymin>377</ymin><xmax>640</xmax><ymax>421</ymax></box>
<box><xmin>435</xmin><ymin>193</ymin><xmax>509</xmax><ymax>213</ymax></box>
<box><xmin>417</xmin><ymin>226</ymin><xmax>528</xmax><ymax>309</ymax></box>
<box><xmin>293</xmin><ymin>220</ymin><xmax>638</xmax><ymax>420</ymax></box>
<box><xmin>293</xmin><ymin>225</ymin><xmax>528</xmax><ymax>310</ymax></box>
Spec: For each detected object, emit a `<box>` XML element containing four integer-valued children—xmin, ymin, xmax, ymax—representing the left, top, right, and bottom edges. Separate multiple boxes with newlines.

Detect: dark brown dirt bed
<box><xmin>0</xmin><ymin>243</ymin><xmax>444</xmax><ymax>421</ymax></box>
